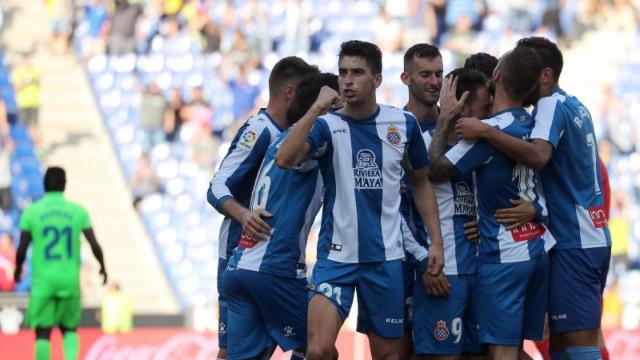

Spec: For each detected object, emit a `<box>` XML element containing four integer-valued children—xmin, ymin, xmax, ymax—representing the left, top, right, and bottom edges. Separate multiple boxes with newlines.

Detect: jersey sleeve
<box><xmin>307</xmin><ymin>118</ymin><xmax>331</xmax><ymax>159</ymax></box>
<box><xmin>401</xmin><ymin>212</ymin><xmax>428</xmax><ymax>263</ymax></box>
<box><xmin>445</xmin><ymin>138</ymin><xmax>494</xmax><ymax>175</ymax></box>
<box><xmin>292</xmin><ymin>159</ymin><xmax>319</xmax><ymax>174</ymax></box>
<box><xmin>402</xmin><ymin>113</ymin><xmax>429</xmax><ymax>170</ymax></box>
<box><xmin>530</xmin><ymin>97</ymin><xmax>564</xmax><ymax>149</ymax></box>
<box><xmin>79</xmin><ymin>206</ymin><xmax>92</xmax><ymax>230</ymax></box>
<box><xmin>19</xmin><ymin>208</ymin><xmax>33</xmax><ymax>232</ymax></box>
<box><xmin>207</xmin><ymin>123</ymin><xmax>272</xmax><ymax>212</ymax></box>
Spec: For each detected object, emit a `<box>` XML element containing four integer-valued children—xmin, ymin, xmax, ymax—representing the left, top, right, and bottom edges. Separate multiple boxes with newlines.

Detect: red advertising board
<box><xmin>1</xmin><ymin>328</ymin><xmax>639</xmax><ymax>359</ymax></box>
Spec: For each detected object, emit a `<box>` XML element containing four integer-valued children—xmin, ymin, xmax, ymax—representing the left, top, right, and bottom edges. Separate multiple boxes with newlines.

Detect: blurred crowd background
<box><xmin>0</xmin><ymin>0</ymin><xmax>639</xmax><ymax>334</ymax></box>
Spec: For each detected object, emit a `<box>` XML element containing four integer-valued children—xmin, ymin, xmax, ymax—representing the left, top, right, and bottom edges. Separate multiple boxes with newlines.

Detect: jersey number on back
<box><xmin>513</xmin><ymin>164</ymin><xmax>535</xmax><ymax>201</ymax></box>
<box><xmin>586</xmin><ymin>133</ymin><xmax>601</xmax><ymax>194</ymax></box>
<box><xmin>250</xmin><ymin>160</ymin><xmax>274</xmax><ymax>210</ymax></box>
<box><xmin>43</xmin><ymin>226</ymin><xmax>72</xmax><ymax>260</ymax></box>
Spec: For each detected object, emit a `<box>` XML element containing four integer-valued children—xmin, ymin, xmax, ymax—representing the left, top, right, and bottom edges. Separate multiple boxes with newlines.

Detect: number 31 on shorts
<box><xmin>317</xmin><ymin>283</ymin><xmax>342</xmax><ymax>306</ymax></box>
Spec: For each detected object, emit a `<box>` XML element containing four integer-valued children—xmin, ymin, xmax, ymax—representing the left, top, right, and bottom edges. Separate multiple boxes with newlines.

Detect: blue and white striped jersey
<box><xmin>228</xmin><ymin>131</ymin><xmax>323</xmax><ymax>279</ymax></box>
<box><xmin>308</xmin><ymin>105</ymin><xmax>429</xmax><ymax>263</ymax></box>
<box><xmin>530</xmin><ymin>89</ymin><xmax>611</xmax><ymax>250</ymax></box>
<box><xmin>422</xmin><ymin>130</ymin><xmax>478</xmax><ymax>275</ymax></box>
<box><xmin>207</xmin><ymin>109</ymin><xmax>283</xmax><ymax>260</ymax></box>
<box><xmin>445</xmin><ymin>108</ymin><xmax>555</xmax><ymax>263</ymax></box>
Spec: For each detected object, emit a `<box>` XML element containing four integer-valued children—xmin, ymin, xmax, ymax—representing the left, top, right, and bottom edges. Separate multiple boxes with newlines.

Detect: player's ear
<box><xmin>284</xmin><ymin>84</ymin><xmax>295</xmax><ymax>100</ymax></box>
<box><xmin>373</xmin><ymin>73</ymin><xmax>382</xmax><ymax>89</ymax></box>
<box><xmin>541</xmin><ymin>67</ymin><xmax>553</xmax><ymax>85</ymax></box>
<box><xmin>493</xmin><ymin>69</ymin><xmax>502</xmax><ymax>84</ymax></box>
<box><xmin>400</xmin><ymin>71</ymin><xmax>410</xmax><ymax>86</ymax></box>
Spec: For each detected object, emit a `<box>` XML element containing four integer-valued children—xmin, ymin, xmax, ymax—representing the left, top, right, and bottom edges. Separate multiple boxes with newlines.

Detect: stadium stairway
<box><xmin>1</xmin><ymin>0</ymin><xmax>179</xmax><ymax>313</ymax></box>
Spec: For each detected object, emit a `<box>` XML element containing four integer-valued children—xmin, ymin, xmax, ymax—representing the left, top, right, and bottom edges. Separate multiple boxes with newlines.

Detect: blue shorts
<box><xmin>223</xmin><ymin>268</ymin><xmax>307</xmax><ymax>359</ymax></box>
<box><xmin>309</xmin><ymin>259</ymin><xmax>405</xmax><ymax>338</ymax></box>
<box><xmin>412</xmin><ymin>274</ymin><xmax>483</xmax><ymax>355</ymax></box>
<box><xmin>476</xmin><ymin>253</ymin><xmax>548</xmax><ymax>346</ymax></box>
<box><xmin>217</xmin><ymin>258</ymin><xmax>228</xmax><ymax>348</ymax></box>
<box><xmin>548</xmin><ymin>247</ymin><xmax>610</xmax><ymax>333</ymax></box>
<box><xmin>403</xmin><ymin>259</ymin><xmax>416</xmax><ymax>331</ymax></box>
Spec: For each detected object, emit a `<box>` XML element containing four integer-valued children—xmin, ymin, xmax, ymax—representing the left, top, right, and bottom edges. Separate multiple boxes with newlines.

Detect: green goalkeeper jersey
<box><xmin>19</xmin><ymin>192</ymin><xmax>91</xmax><ymax>297</ymax></box>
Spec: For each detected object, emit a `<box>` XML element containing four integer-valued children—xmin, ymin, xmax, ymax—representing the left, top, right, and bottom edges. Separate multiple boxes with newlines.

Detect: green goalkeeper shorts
<box><xmin>26</xmin><ymin>295</ymin><xmax>81</xmax><ymax>329</ymax></box>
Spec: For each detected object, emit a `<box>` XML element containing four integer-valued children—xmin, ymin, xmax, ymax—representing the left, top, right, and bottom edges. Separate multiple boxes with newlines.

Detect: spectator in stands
<box><xmin>180</xmin><ymin>86</ymin><xmax>212</xmax><ymax>135</ymax></box>
<box><xmin>130</xmin><ymin>153</ymin><xmax>161</xmax><ymax>209</ymax></box>
<box><xmin>372</xmin><ymin>8</ymin><xmax>404</xmax><ymax>52</ymax></box>
<box><xmin>427</xmin><ymin>0</ymin><xmax>448</xmax><ymax>45</ymax></box>
<box><xmin>0</xmin><ymin>123</ymin><xmax>13</xmax><ymax>211</ymax></box>
<box><xmin>107</xmin><ymin>0</ymin><xmax>143</xmax><ymax>55</ymax></box>
<box><xmin>45</xmin><ymin>0</ymin><xmax>72</xmax><ymax>54</ymax></box>
<box><xmin>159</xmin><ymin>15</ymin><xmax>196</xmax><ymax>54</ymax></box>
<box><xmin>100</xmin><ymin>282</ymin><xmax>133</xmax><ymax>334</ymax></box>
<box><xmin>405</xmin><ymin>0</ymin><xmax>438</xmax><ymax>46</ymax></box>
<box><xmin>602</xmin><ymin>280</ymin><xmax>622</xmax><ymax>330</ymax></box>
<box><xmin>82</xmin><ymin>0</ymin><xmax>109</xmax><ymax>59</ymax></box>
<box><xmin>227</xmin><ymin>31</ymin><xmax>258</xmax><ymax>70</ymax></box>
<box><xmin>445</xmin><ymin>0</ymin><xmax>485</xmax><ymax>31</ymax></box>
<box><xmin>200</xmin><ymin>20</ymin><xmax>222</xmax><ymax>54</ymax></box>
<box><xmin>139</xmin><ymin>81</ymin><xmax>168</xmax><ymax>151</ymax></box>
<box><xmin>164</xmin><ymin>87</ymin><xmax>185</xmax><ymax>142</ymax></box>
<box><xmin>12</xmin><ymin>53</ymin><xmax>41</xmax><ymax>149</ymax></box>
<box><xmin>0</xmin><ymin>233</ymin><xmax>15</xmax><ymax>291</ymax></box>
<box><xmin>163</xmin><ymin>0</ymin><xmax>183</xmax><ymax>18</ymax></box>
<box><xmin>444</xmin><ymin>13</ymin><xmax>477</xmax><ymax>65</ymax></box>
<box><xmin>610</xmin><ymin>191</ymin><xmax>631</xmax><ymax>278</ymax></box>
<box><xmin>179</xmin><ymin>86</ymin><xmax>217</xmax><ymax>167</ymax></box>
<box><xmin>229</xmin><ymin>64</ymin><xmax>260</xmax><ymax>135</ymax></box>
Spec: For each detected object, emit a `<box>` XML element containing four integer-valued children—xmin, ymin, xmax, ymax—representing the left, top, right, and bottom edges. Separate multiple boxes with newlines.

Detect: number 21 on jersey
<box><xmin>43</xmin><ymin>226</ymin><xmax>72</xmax><ymax>260</ymax></box>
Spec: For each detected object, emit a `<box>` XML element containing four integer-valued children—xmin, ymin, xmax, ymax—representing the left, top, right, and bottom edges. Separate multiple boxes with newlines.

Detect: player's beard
<box><xmin>523</xmin><ymin>83</ymin><xmax>541</xmax><ymax>108</ymax></box>
<box><xmin>409</xmin><ymin>80</ymin><xmax>439</xmax><ymax>107</ymax></box>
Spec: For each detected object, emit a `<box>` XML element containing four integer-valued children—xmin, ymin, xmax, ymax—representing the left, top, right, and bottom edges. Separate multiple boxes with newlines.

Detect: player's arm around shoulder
<box><xmin>275</xmin><ymin>86</ymin><xmax>341</xmax><ymax>168</ymax></box>
<box><xmin>456</xmin><ymin>114</ymin><xmax>553</xmax><ymax>170</ymax></box>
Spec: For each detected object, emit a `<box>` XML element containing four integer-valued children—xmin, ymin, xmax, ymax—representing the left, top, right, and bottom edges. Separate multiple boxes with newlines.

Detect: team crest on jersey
<box><xmin>433</xmin><ymin>320</ymin><xmax>449</xmax><ymax>341</ymax></box>
<box><xmin>354</xmin><ymin>149</ymin><xmax>382</xmax><ymax>189</ymax></box>
<box><xmin>454</xmin><ymin>181</ymin><xmax>475</xmax><ymax>216</ymax></box>
<box><xmin>386</xmin><ymin>125</ymin><xmax>402</xmax><ymax>145</ymax></box>
<box><xmin>239</xmin><ymin>129</ymin><xmax>258</xmax><ymax>149</ymax></box>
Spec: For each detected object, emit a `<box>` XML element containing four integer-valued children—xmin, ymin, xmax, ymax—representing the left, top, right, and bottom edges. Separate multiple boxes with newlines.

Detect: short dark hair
<box><xmin>286</xmin><ymin>73</ymin><xmax>339</xmax><ymax>125</ymax></box>
<box><xmin>268</xmin><ymin>56</ymin><xmax>319</xmax><ymax>96</ymax></box>
<box><xmin>338</xmin><ymin>40</ymin><xmax>383</xmax><ymax>75</ymax></box>
<box><xmin>497</xmin><ymin>46</ymin><xmax>542</xmax><ymax>103</ymax></box>
<box><xmin>403</xmin><ymin>43</ymin><xmax>441</xmax><ymax>70</ymax></box>
<box><xmin>44</xmin><ymin>167</ymin><xmax>66</xmax><ymax>192</ymax></box>
<box><xmin>463</xmin><ymin>52</ymin><xmax>499</xmax><ymax>79</ymax></box>
<box><xmin>446</xmin><ymin>67</ymin><xmax>490</xmax><ymax>102</ymax></box>
<box><xmin>287</xmin><ymin>73</ymin><xmax>339</xmax><ymax>125</ymax></box>
<box><xmin>516</xmin><ymin>36</ymin><xmax>563</xmax><ymax>81</ymax></box>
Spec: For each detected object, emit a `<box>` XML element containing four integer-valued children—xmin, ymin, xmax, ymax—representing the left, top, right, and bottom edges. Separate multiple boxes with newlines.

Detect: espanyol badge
<box><xmin>433</xmin><ymin>320</ymin><xmax>450</xmax><ymax>341</ymax></box>
<box><xmin>386</xmin><ymin>125</ymin><xmax>401</xmax><ymax>145</ymax></box>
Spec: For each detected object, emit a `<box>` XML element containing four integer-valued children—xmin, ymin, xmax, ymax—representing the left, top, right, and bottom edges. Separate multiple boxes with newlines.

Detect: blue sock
<box><xmin>551</xmin><ymin>349</ymin><xmax>569</xmax><ymax>360</ymax></box>
<box><xmin>565</xmin><ymin>346</ymin><xmax>602</xmax><ymax>360</ymax></box>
